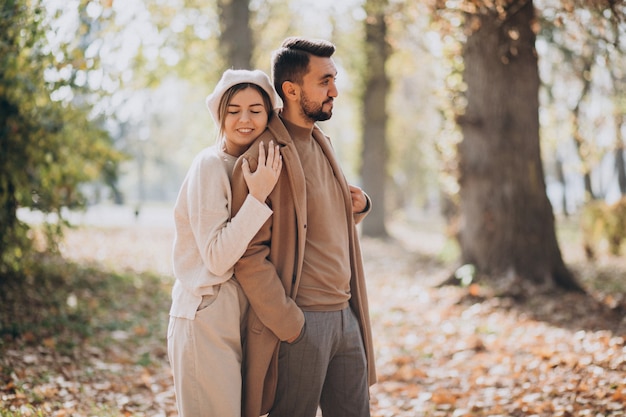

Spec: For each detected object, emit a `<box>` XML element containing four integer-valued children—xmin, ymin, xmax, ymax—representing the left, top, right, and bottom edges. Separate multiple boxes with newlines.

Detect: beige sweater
<box><xmin>170</xmin><ymin>144</ymin><xmax>272</xmax><ymax>320</ymax></box>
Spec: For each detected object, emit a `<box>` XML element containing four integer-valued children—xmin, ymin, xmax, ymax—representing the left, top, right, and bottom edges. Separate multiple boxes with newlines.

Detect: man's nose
<box><xmin>329</xmin><ymin>81</ymin><xmax>338</xmax><ymax>97</ymax></box>
<box><xmin>328</xmin><ymin>83</ymin><xmax>339</xmax><ymax>98</ymax></box>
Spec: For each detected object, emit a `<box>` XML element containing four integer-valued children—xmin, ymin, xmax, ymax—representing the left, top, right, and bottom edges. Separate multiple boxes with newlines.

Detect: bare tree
<box><xmin>218</xmin><ymin>0</ymin><xmax>252</xmax><ymax>70</ymax></box>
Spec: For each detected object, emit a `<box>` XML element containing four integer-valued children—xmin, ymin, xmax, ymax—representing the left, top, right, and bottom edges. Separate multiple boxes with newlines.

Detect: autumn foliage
<box><xmin>2</xmin><ymin>221</ymin><xmax>626</xmax><ymax>416</ymax></box>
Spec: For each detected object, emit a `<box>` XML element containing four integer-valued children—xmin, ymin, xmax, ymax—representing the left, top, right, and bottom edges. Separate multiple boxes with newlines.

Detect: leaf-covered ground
<box><xmin>2</xmin><ymin>212</ymin><xmax>626</xmax><ymax>416</ymax></box>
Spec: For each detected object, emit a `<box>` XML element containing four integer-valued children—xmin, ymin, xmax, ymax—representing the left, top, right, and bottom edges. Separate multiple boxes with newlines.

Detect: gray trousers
<box><xmin>269</xmin><ymin>307</ymin><xmax>370</xmax><ymax>417</ymax></box>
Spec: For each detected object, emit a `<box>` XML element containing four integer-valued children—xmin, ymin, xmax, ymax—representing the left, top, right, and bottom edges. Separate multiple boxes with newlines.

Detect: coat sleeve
<box><xmin>231</xmin><ymin>140</ymin><xmax>305</xmax><ymax>341</ymax></box>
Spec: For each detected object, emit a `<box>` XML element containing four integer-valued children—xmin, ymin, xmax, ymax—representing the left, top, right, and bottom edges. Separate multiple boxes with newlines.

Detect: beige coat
<box><xmin>231</xmin><ymin>113</ymin><xmax>376</xmax><ymax>417</ymax></box>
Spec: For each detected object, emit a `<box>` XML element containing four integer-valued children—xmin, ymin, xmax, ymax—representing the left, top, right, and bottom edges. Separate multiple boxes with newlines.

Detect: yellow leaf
<box><xmin>431</xmin><ymin>389</ymin><xmax>457</xmax><ymax>405</ymax></box>
<box><xmin>43</xmin><ymin>337</ymin><xmax>56</xmax><ymax>348</ymax></box>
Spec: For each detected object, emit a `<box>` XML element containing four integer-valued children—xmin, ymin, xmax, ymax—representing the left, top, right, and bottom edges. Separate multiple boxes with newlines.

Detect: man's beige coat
<box><xmin>231</xmin><ymin>113</ymin><xmax>376</xmax><ymax>417</ymax></box>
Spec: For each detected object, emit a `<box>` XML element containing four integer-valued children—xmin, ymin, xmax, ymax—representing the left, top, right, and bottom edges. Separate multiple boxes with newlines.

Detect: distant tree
<box><xmin>360</xmin><ymin>0</ymin><xmax>391</xmax><ymax>237</ymax></box>
<box><xmin>536</xmin><ymin>1</ymin><xmax>625</xmax><ymax>205</ymax></box>
<box><xmin>606</xmin><ymin>26</ymin><xmax>626</xmax><ymax>196</ymax></box>
<box><xmin>0</xmin><ymin>0</ymin><xmax>123</xmax><ymax>274</ymax></box>
<box><xmin>218</xmin><ymin>0</ymin><xmax>253</xmax><ymax>70</ymax></box>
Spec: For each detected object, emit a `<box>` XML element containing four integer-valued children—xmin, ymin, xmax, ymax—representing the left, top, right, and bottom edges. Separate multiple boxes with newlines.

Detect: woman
<box><xmin>167</xmin><ymin>69</ymin><xmax>282</xmax><ymax>417</ymax></box>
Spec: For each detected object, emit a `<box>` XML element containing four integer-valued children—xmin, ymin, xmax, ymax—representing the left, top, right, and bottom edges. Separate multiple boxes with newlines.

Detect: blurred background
<box><xmin>3</xmin><ymin>2</ymin><xmax>626</xmax><ymax>415</ymax></box>
<box><xmin>2</xmin><ymin>0</ymin><xmax>626</xmax><ymax>281</ymax></box>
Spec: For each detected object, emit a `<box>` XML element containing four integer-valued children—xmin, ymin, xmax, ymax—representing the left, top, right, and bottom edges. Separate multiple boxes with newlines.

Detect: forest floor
<box><xmin>2</xmin><ymin>209</ymin><xmax>626</xmax><ymax>416</ymax></box>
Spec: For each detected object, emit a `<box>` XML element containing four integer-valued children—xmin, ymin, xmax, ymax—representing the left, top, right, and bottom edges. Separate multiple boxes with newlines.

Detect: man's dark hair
<box><xmin>271</xmin><ymin>37</ymin><xmax>336</xmax><ymax>100</ymax></box>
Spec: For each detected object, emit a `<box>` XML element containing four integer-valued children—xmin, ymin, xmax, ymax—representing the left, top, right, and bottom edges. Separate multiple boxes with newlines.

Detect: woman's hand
<box><xmin>243</xmin><ymin>141</ymin><xmax>282</xmax><ymax>203</ymax></box>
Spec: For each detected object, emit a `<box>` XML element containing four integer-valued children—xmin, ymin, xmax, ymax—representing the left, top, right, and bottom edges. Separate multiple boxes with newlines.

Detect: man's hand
<box><xmin>349</xmin><ymin>184</ymin><xmax>367</xmax><ymax>213</ymax></box>
<box><xmin>243</xmin><ymin>141</ymin><xmax>282</xmax><ymax>203</ymax></box>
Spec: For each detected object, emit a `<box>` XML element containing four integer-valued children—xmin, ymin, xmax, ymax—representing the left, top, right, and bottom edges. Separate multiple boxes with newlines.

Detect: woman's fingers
<box><xmin>258</xmin><ymin>141</ymin><xmax>267</xmax><ymax>166</ymax></box>
<box><xmin>266</xmin><ymin>140</ymin><xmax>275</xmax><ymax>166</ymax></box>
<box><xmin>253</xmin><ymin>140</ymin><xmax>281</xmax><ymax>177</ymax></box>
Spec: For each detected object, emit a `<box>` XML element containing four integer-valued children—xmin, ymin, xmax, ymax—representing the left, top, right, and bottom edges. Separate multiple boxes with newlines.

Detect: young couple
<box><xmin>168</xmin><ymin>36</ymin><xmax>377</xmax><ymax>417</ymax></box>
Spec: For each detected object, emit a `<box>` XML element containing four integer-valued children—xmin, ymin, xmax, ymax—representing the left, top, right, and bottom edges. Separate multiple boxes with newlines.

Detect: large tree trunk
<box><xmin>218</xmin><ymin>0</ymin><xmax>252</xmax><ymax>70</ymax></box>
<box><xmin>360</xmin><ymin>0</ymin><xmax>390</xmax><ymax>238</ymax></box>
<box><xmin>457</xmin><ymin>0</ymin><xmax>582</xmax><ymax>294</ymax></box>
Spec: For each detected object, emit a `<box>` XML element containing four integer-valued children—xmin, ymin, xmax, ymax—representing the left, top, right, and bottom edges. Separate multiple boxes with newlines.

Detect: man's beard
<box><xmin>300</xmin><ymin>93</ymin><xmax>333</xmax><ymax>122</ymax></box>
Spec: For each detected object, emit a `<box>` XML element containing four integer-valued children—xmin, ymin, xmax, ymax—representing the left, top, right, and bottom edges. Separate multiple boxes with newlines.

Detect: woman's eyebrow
<box><xmin>228</xmin><ymin>103</ymin><xmax>264</xmax><ymax>108</ymax></box>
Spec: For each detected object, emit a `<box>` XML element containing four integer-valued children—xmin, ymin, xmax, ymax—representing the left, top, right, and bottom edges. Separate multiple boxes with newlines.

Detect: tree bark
<box><xmin>360</xmin><ymin>0</ymin><xmax>390</xmax><ymax>238</ymax></box>
<box><xmin>218</xmin><ymin>0</ymin><xmax>252</xmax><ymax>70</ymax></box>
<box><xmin>457</xmin><ymin>0</ymin><xmax>582</xmax><ymax>294</ymax></box>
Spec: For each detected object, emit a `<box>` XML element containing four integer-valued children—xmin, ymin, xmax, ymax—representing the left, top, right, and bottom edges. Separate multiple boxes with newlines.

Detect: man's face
<box><xmin>299</xmin><ymin>55</ymin><xmax>338</xmax><ymax>122</ymax></box>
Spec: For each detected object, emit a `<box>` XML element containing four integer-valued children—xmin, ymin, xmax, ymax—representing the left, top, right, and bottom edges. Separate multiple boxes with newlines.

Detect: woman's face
<box><xmin>222</xmin><ymin>87</ymin><xmax>269</xmax><ymax>157</ymax></box>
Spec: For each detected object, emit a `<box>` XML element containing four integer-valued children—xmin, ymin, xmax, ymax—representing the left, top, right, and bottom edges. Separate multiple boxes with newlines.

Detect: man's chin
<box><xmin>317</xmin><ymin>111</ymin><xmax>332</xmax><ymax>122</ymax></box>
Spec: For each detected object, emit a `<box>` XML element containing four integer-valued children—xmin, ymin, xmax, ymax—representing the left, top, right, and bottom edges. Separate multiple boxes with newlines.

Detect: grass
<box><xmin>0</xmin><ymin>246</ymin><xmax>173</xmax><ymax>417</ymax></box>
<box><xmin>0</xmin><ymin>252</ymin><xmax>170</xmax><ymax>354</ymax></box>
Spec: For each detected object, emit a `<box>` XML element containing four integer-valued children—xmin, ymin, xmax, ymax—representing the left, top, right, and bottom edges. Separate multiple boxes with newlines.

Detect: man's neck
<box><xmin>280</xmin><ymin>115</ymin><xmax>314</xmax><ymax>141</ymax></box>
<box><xmin>280</xmin><ymin>105</ymin><xmax>314</xmax><ymax>131</ymax></box>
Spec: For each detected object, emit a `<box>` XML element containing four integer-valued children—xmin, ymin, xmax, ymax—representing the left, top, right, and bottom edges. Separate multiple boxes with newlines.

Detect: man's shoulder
<box><xmin>240</xmin><ymin>114</ymin><xmax>291</xmax><ymax>159</ymax></box>
<box><xmin>266</xmin><ymin>112</ymin><xmax>293</xmax><ymax>145</ymax></box>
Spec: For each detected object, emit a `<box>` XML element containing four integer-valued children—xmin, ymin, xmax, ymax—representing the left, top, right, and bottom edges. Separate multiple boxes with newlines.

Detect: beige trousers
<box><xmin>168</xmin><ymin>279</ymin><xmax>248</xmax><ymax>417</ymax></box>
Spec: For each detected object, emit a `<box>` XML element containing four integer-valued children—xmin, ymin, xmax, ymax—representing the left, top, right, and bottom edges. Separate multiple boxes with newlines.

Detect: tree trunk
<box><xmin>457</xmin><ymin>0</ymin><xmax>582</xmax><ymax>294</ymax></box>
<box><xmin>360</xmin><ymin>0</ymin><xmax>390</xmax><ymax>238</ymax></box>
<box><xmin>218</xmin><ymin>0</ymin><xmax>252</xmax><ymax>70</ymax></box>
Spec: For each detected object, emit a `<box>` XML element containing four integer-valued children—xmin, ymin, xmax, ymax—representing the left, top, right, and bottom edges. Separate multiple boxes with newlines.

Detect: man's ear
<box><xmin>281</xmin><ymin>81</ymin><xmax>299</xmax><ymax>102</ymax></box>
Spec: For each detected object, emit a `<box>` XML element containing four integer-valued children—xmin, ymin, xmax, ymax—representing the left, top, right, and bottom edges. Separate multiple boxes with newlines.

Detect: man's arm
<box><xmin>230</xmin><ymin>139</ymin><xmax>304</xmax><ymax>341</ymax></box>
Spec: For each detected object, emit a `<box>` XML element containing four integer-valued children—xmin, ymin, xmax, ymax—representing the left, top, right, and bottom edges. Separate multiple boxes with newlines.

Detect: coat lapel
<box><xmin>267</xmin><ymin>114</ymin><xmax>308</xmax><ymax>296</ymax></box>
<box><xmin>311</xmin><ymin>125</ymin><xmax>353</xmax><ymax>221</ymax></box>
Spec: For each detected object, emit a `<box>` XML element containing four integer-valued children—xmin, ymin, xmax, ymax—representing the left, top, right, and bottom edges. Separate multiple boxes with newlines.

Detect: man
<box><xmin>230</xmin><ymin>37</ymin><xmax>376</xmax><ymax>417</ymax></box>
